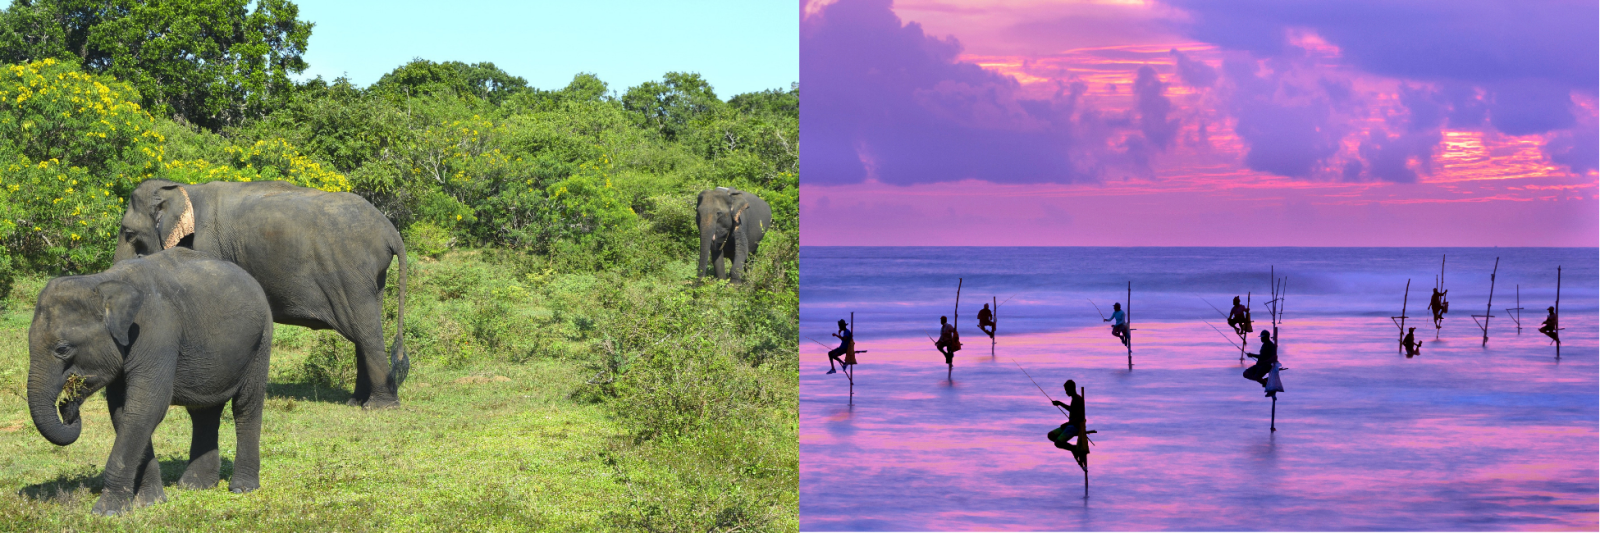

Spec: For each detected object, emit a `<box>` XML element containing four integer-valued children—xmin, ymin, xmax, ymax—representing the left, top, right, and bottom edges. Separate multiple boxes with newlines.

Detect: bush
<box><xmin>0</xmin><ymin>59</ymin><xmax>349</xmax><ymax>281</ymax></box>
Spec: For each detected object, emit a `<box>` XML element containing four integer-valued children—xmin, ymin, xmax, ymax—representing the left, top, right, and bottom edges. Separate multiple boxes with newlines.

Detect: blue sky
<box><xmin>294</xmin><ymin>0</ymin><xmax>797</xmax><ymax>97</ymax></box>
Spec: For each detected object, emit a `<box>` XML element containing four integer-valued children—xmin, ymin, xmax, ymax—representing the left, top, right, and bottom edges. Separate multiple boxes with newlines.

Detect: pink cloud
<box><xmin>799</xmin><ymin>0</ymin><xmax>1599</xmax><ymax>246</ymax></box>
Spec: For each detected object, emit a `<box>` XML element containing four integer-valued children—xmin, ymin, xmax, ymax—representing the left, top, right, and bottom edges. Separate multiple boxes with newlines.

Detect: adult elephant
<box><xmin>697</xmin><ymin>187</ymin><xmax>771</xmax><ymax>282</ymax></box>
<box><xmin>29</xmin><ymin>248</ymin><xmax>273</xmax><ymax>515</ymax></box>
<box><xmin>114</xmin><ymin>179</ymin><xmax>408</xmax><ymax>408</ymax></box>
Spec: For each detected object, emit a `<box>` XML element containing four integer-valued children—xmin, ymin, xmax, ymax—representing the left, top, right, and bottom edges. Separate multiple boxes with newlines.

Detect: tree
<box><xmin>0</xmin><ymin>0</ymin><xmax>313</xmax><ymax>131</ymax></box>
<box><xmin>621</xmin><ymin>71</ymin><xmax>721</xmax><ymax>140</ymax></box>
<box><xmin>371</xmin><ymin>59</ymin><xmax>529</xmax><ymax>104</ymax></box>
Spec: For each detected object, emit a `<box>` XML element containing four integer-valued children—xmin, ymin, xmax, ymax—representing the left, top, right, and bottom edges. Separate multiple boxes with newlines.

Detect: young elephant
<box><xmin>27</xmin><ymin>248</ymin><xmax>273</xmax><ymax>516</ymax></box>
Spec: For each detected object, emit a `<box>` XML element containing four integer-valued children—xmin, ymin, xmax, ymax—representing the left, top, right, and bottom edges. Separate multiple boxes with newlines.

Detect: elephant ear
<box><xmin>729</xmin><ymin>194</ymin><xmax>750</xmax><ymax>225</ymax></box>
<box><xmin>95</xmin><ymin>281</ymin><xmax>144</xmax><ymax>347</ymax></box>
<box><xmin>152</xmin><ymin>184</ymin><xmax>192</xmax><ymax>249</ymax></box>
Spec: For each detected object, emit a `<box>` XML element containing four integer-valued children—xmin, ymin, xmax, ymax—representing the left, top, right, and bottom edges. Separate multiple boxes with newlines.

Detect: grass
<box><xmin>0</xmin><ymin>242</ymin><xmax>798</xmax><ymax>531</ymax></box>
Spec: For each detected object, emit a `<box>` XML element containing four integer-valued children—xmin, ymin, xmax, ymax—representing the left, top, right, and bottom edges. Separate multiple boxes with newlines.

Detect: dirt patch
<box><xmin>1</xmin><ymin>422</ymin><xmax>24</xmax><ymax>432</ymax></box>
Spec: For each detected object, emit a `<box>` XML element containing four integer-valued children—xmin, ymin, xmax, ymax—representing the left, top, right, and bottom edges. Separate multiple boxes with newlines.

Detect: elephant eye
<box><xmin>52</xmin><ymin>342</ymin><xmax>72</xmax><ymax>359</ymax></box>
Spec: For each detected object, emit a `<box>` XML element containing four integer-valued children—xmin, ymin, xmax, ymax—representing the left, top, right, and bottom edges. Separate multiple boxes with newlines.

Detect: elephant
<box><xmin>697</xmin><ymin>187</ymin><xmax>772</xmax><ymax>282</ymax></box>
<box><xmin>27</xmin><ymin>248</ymin><xmax>274</xmax><ymax>516</ymax></box>
<box><xmin>114</xmin><ymin>179</ymin><xmax>408</xmax><ymax>408</ymax></box>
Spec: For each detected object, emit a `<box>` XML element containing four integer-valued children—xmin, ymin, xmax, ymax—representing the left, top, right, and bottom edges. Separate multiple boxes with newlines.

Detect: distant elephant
<box><xmin>114</xmin><ymin>179</ymin><xmax>409</xmax><ymax>408</ymax></box>
<box><xmin>28</xmin><ymin>248</ymin><xmax>273</xmax><ymax>515</ymax></box>
<box><xmin>697</xmin><ymin>187</ymin><xmax>772</xmax><ymax>282</ymax></box>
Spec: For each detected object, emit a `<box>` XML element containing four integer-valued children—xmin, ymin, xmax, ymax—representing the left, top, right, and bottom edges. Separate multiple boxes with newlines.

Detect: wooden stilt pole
<box><xmin>991</xmin><ymin>296</ymin><xmax>997</xmax><ymax>358</ymax></box>
<box><xmin>1472</xmin><ymin>258</ymin><xmax>1498</xmax><ymax>346</ymax></box>
<box><xmin>1507</xmin><ymin>285</ymin><xmax>1523</xmax><ymax>334</ymax></box>
<box><xmin>1242</xmin><ymin>292</ymin><xmax>1251</xmax><ymax>361</ymax></box>
<box><xmin>1127</xmin><ymin>281</ymin><xmax>1133</xmax><ymax>370</ymax></box>
<box><xmin>1392</xmin><ymin>279</ymin><xmax>1411</xmax><ymax>354</ymax></box>
<box><xmin>1270</xmin><ymin>395</ymin><xmax>1277</xmax><ymax>432</ymax></box>
<box><xmin>848</xmin><ymin>312</ymin><xmax>855</xmax><ymax>401</ymax></box>
<box><xmin>1437</xmin><ymin>254</ymin><xmax>1447</xmax><ymax>339</ymax></box>
<box><xmin>1555</xmin><ymin>266</ymin><xmax>1562</xmax><ymax>358</ymax></box>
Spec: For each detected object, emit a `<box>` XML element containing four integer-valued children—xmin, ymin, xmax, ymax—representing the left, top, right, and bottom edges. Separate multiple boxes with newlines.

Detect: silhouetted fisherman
<box><xmin>1402</xmin><ymin>327</ymin><xmax>1422</xmax><ymax>357</ymax></box>
<box><xmin>1104</xmin><ymin>303</ymin><xmax>1128</xmax><ymax>346</ymax></box>
<box><xmin>1539</xmin><ymin>306</ymin><xmax>1560</xmax><ymax>342</ymax></box>
<box><xmin>1244</xmin><ymin>330</ymin><xmax>1278</xmax><ymax>396</ymax></box>
<box><xmin>1047</xmin><ymin>379</ymin><xmax>1089</xmax><ymax>470</ymax></box>
<box><xmin>1227</xmin><ymin>296</ymin><xmax>1252</xmax><ymax>335</ymax></box>
<box><xmin>827</xmin><ymin>319</ymin><xmax>853</xmax><ymax>374</ymax></box>
<box><xmin>1429</xmin><ymin>287</ymin><xmax>1449</xmax><ymax>328</ymax></box>
<box><xmin>977</xmin><ymin>304</ymin><xmax>996</xmax><ymax>339</ymax></box>
<box><xmin>936</xmin><ymin>315</ymin><xmax>960</xmax><ymax>368</ymax></box>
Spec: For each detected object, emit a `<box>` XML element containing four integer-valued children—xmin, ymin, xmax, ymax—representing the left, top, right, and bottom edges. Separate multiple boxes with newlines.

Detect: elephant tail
<box><xmin>389</xmin><ymin>230</ymin><xmax>410</xmax><ymax>389</ymax></box>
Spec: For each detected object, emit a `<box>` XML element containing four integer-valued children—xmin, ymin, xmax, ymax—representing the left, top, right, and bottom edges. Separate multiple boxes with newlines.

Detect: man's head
<box><xmin>837</xmin><ymin>319</ymin><xmax>847</xmax><ymax>330</ymax></box>
<box><xmin>1549</xmin><ymin>306</ymin><xmax>1556</xmax><ymax>312</ymax></box>
<box><xmin>982</xmin><ymin>304</ymin><xmax>989</xmax><ymax>309</ymax></box>
<box><xmin>1408</xmin><ymin>327</ymin><xmax>1415</xmax><ymax>333</ymax></box>
<box><xmin>940</xmin><ymin>316</ymin><xmax>948</xmax><ymax>324</ymax></box>
<box><xmin>1063</xmin><ymin>379</ymin><xmax>1076</xmax><ymax>393</ymax></box>
<box><xmin>1113</xmin><ymin>303</ymin><xmax>1121</xmax><ymax>310</ymax></box>
<box><xmin>1233</xmin><ymin>296</ymin><xmax>1241</xmax><ymax>305</ymax></box>
<box><xmin>1261</xmin><ymin>330</ymin><xmax>1272</xmax><ymax>340</ymax></box>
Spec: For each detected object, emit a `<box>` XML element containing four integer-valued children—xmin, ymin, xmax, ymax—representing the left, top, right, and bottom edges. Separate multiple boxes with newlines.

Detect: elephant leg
<box><xmin>712</xmin><ymin>248</ymin><xmax>728</xmax><ymax>279</ymax></box>
<box><xmin>179</xmin><ymin>404</ymin><xmax>224</xmax><ymax>490</ymax></box>
<box><xmin>335</xmin><ymin>294</ymin><xmax>398</xmax><ymax>409</ymax></box>
<box><xmin>96</xmin><ymin>380</ymin><xmax>169</xmax><ymax>516</ymax></box>
<box><xmin>133</xmin><ymin>441</ymin><xmax>165</xmax><ymax>507</ymax></box>
<box><xmin>229</xmin><ymin>386</ymin><xmax>264</xmax><ymax>492</ymax></box>
<box><xmin>731</xmin><ymin>227</ymin><xmax>749</xmax><ymax>283</ymax></box>
<box><xmin>231</xmin><ymin>329</ymin><xmax>271</xmax><ymax>492</ymax></box>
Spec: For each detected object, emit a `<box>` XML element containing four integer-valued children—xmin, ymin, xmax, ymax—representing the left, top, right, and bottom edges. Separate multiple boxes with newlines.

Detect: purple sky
<box><xmin>799</xmin><ymin>0</ymin><xmax>1599</xmax><ymax>246</ymax></box>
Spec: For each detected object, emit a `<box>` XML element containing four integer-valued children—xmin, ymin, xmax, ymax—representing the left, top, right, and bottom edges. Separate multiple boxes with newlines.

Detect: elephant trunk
<box><xmin>27</xmin><ymin>363</ymin><xmax>81</xmax><ymax>446</ymax></box>
<box><xmin>731</xmin><ymin>219</ymin><xmax>749</xmax><ymax>283</ymax></box>
<box><xmin>113</xmin><ymin>233</ymin><xmax>136</xmax><ymax>262</ymax></box>
<box><xmin>698</xmin><ymin>219</ymin><xmax>715</xmax><ymax>278</ymax></box>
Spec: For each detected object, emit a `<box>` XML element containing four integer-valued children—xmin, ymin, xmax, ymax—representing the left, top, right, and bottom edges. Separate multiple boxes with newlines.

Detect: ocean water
<box><xmin>799</xmin><ymin>247</ymin><xmax>1598</xmax><ymax>531</ymax></box>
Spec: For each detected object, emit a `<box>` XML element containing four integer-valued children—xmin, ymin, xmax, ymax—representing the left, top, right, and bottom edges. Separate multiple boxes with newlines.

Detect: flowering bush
<box><xmin>0</xmin><ymin>59</ymin><xmax>347</xmax><ymax>298</ymax></box>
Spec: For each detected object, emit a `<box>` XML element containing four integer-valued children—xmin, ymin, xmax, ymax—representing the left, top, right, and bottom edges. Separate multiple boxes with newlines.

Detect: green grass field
<box><xmin>0</xmin><ymin>249</ymin><xmax>798</xmax><ymax>531</ymax></box>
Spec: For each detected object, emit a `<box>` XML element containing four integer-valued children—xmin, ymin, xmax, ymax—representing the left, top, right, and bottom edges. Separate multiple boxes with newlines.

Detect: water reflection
<box><xmin>800</xmin><ymin>315</ymin><xmax>1598</xmax><ymax>531</ymax></box>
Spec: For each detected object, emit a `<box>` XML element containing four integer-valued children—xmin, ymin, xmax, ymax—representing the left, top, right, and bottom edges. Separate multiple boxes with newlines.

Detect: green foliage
<box><xmin>0</xmin><ymin>0</ymin><xmax>313</xmax><ymax>131</ymax></box>
<box><xmin>621</xmin><ymin>71</ymin><xmax>721</xmax><ymax>140</ymax></box>
<box><xmin>0</xmin><ymin>59</ymin><xmax>345</xmax><ymax>287</ymax></box>
<box><xmin>0</xmin><ymin>58</ymin><xmax>161</xmax><ymax>281</ymax></box>
<box><xmin>0</xmin><ymin>48</ymin><xmax>800</xmax><ymax>528</ymax></box>
<box><xmin>371</xmin><ymin>59</ymin><xmax>529</xmax><ymax>105</ymax></box>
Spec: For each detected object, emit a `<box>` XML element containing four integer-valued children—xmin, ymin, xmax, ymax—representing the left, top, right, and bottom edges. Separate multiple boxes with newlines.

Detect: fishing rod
<box><xmin>1198</xmin><ymin>297</ymin><xmax>1230</xmax><ymax>321</ymax></box>
<box><xmin>1203</xmin><ymin>320</ymin><xmax>1243</xmax><ymax>351</ymax></box>
<box><xmin>1012</xmin><ymin>359</ymin><xmax>1068</xmax><ymax>418</ymax></box>
<box><xmin>1087</xmin><ymin>299</ymin><xmax>1108</xmax><ymax>321</ymax></box>
<box><xmin>810</xmin><ymin>336</ymin><xmax>868</xmax><ymax>354</ymax></box>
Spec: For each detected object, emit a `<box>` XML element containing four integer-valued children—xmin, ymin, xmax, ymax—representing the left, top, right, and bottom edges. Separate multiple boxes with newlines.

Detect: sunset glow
<box><xmin>800</xmin><ymin>0</ymin><xmax>1599</xmax><ymax>246</ymax></box>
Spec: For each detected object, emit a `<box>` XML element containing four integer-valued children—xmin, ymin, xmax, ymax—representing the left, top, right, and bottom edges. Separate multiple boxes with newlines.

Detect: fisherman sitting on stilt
<box><xmin>1429</xmin><ymin>287</ymin><xmax>1449</xmax><ymax>328</ymax></box>
<box><xmin>1539</xmin><ymin>306</ymin><xmax>1560</xmax><ymax>342</ymax></box>
<box><xmin>936</xmin><ymin>316</ymin><xmax>960</xmax><ymax>368</ymax></box>
<box><xmin>977</xmin><ymin>303</ymin><xmax>996</xmax><ymax>339</ymax></box>
<box><xmin>1227</xmin><ymin>296</ymin><xmax>1252</xmax><ymax>335</ymax></box>
<box><xmin>1046</xmin><ymin>379</ymin><xmax>1091</xmax><ymax>471</ymax></box>
<box><xmin>827</xmin><ymin>319</ymin><xmax>853</xmax><ymax>374</ymax></box>
<box><xmin>1402</xmin><ymin>327</ymin><xmax>1422</xmax><ymax>357</ymax></box>
<box><xmin>1104</xmin><ymin>303</ymin><xmax>1129</xmax><ymax>347</ymax></box>
<box><xmin>1244</xmin><ymin>330</ymin><xmax>1280</xmax><ymax>397</ymax></box>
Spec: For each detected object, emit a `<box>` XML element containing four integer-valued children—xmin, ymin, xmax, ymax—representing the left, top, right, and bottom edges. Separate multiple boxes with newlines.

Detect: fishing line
<box><xmin>1087</xmin><ymin>299</ymin><xmax>1108</xmax><ymax>321</ymax></box>
<box><xmin>1012</xmin><ymin>359</ymin><xmax>1068</xmax><ymax>418</ymax></box>
<box><xmin>1202</xmin><ymin>320</ymin><xmax>1242</xmax><ymax>350</ymax></box>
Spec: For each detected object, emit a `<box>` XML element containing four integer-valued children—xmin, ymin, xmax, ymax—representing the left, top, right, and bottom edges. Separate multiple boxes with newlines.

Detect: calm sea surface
<box><xmin>799</xmin><ymin>247</ymin><xmax>1597</xmax><ymax>531</ymax></box>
